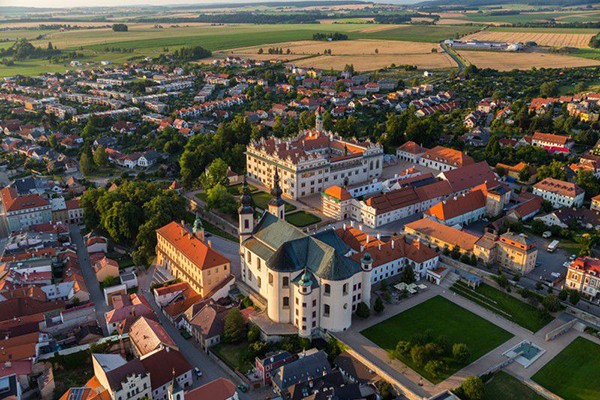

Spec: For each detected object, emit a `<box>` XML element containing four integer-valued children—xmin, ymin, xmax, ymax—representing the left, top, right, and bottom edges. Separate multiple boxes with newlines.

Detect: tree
<box><xmin>394</xmin><ymin>340</ymin><xmax>412</xmax><ymax>357</ymax></box>
<box><xmin>374</xmin><ymin>297</ymin><xmax>385</xmax><ymax>314</ymax></box>
<box><xmin>540</xmin><ymin>81</ymin><xmax>558</xmax><ymax>97</ymax></box>
<box><xmin>424</xmin><ymin>360</ymin><xmax>444</xmax><ymax>379</ymax></box>
<box><xmin>112</xmin><ymin>23</ymin><xmax>129</xmax><ymax>32</ymax></box>
<box><xmin>400</xmin><ymin>264</ymin><xmax>416</xmax><ymax>284</ymax></box>
<box><xmin>205</xmin><ymin>184</ymin><xmax>237</xmax><ymax>215</ymax></box>
<box><xmin>355</xmin><ymin>302</ymin><xmax>370</xmax><ymax>319</ymax></box>
<box><xmin>80</xmin><ymin>152</ymin><xmax>92</xmax><ymax>176</ymax></box>
<box><xmin>199</xmin><ymin>158</ymin><xmax>229</xmax><ymax>191</ymax></box>
<box><xmin>93</xmin><ymin>145</ymin><xmax>109</xmax><ymax>168</ymax></box>
<box><xmin>378</xmin><ymin>380</ymin><xmax>394</xmax><ymax>400</ymax></box>
<box><xmin>459</xmin><ymin>376</ymin><xmax>485</xmax><ymax>400</ymax></box>
<box><xmin>558</xmin><ymin>289</ymin><xmax>569</xmax><ymax>301</ymax></box>
<box><xmin>247</xmin><ymin>325</ymin><xmax>261</xmax><ymax>343</ymax></box>
<box><xmin>223</xmin><ymin>308</ymin><xmax>247</xmax><ymax>343</ymax></box>
<box><xmin>450</xmin><ymin>245</ymin><xmax>461</xmax><ymax>260</ymax></box>
<box><xmin>452</xmin><ymin>343</ymin><xmax>470</xmax><ymax>363</ymax></box>
<box><xmin>410</xmin><ymin>344</ymin><xmax>430</xmax><ymax>367</ymax></box>
<box><xmin>569</xmin><ymin>289</ymin><xmax>581</xmax><ymax>305</ymax></box>
<box><xmin>518</xmin><ymin>166</ymin><xmax>531</xmax><ymax>183</ymax></box>
<box><xmin>543</xmin><ymin>294</ymin><xmax>561</xmax><ymax>313</ymax></box>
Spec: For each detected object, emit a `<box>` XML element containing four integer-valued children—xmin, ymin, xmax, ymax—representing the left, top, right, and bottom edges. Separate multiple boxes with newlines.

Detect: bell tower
<box><xmin>238</xmin><ymin>176</ymin><xmax>254</xmax><ymax>243</ymax></box>
<box><xmin>315</xmin><ymin>106</ymin><xmax>324</xmax><ymax>133</ymax></box>
<box><xmin>268</xmin><ymin>168</ymin><xmax>285</xmax><ymax>220</ymax></box>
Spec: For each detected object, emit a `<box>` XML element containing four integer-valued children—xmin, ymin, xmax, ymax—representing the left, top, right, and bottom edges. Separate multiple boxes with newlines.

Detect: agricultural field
<box><xmin>533</xmin><ymin>337</ymin><xmax>600</xmax><ymax>400</ymax></box>
<box><xmin>221</xmin><ymin>39</ymin><xmax>454</xmax><ymax>71</ymax></box>
<box><xmin>450</xmin><ymin>10</ymin><xmax>600</xmax><ymax>25</ymax></box>
<box><xmin>458</xmin><ymin>50</ymin><xmax>600</xmax><ymax>71</ymax></box>
<box><xmin>462</xmin><ymin>30</ymin><xmax>596</xmax><ymax>49</ymax></box>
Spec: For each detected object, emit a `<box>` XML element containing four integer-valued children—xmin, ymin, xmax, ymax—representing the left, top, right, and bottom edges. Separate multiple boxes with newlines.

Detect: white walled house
<box><xmin>533</xmin><ymin>178</ymin><xmax>584</xmax><ymax>209</ymax></box>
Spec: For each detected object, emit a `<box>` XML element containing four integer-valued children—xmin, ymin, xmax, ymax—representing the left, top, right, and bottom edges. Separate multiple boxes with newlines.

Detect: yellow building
<box><xmin>156</xmin><ymin>218</ymin><xmax>231</xmax><ymax>297</ymax></box>
<box><xmin>566</xmin><ymin>257</ymin><xmax>600</xmax><ymax>298</ymax></box>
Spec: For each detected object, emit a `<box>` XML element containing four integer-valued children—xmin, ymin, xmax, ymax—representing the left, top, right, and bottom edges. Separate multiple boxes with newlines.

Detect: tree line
<box><xmin>312</xmin><ymin>32</ymin><xmax>348</xmax><ymax>41</ymax></box>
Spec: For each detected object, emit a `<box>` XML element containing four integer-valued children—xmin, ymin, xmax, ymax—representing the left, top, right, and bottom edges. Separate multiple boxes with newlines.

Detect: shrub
<box><xmin>356</xmin><ymin>302</ymin><xmax>370</xmax><ymax>319</ymax></box>
<box><xmin>425</xmin><ymin>360</ymin><xmax>445</xmax><ymax>379</ymax></box>
<box><xmin>247</xmin><ymin>324</ymin><xmax>261</xmax><ymax>343</ymax></box>
<box><xmin>374</xmin><ymin>297</ymin><xmax>385</xmax><ymax>314</ymax></box>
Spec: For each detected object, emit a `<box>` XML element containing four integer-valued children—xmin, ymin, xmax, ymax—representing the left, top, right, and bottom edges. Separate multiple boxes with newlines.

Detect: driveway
<box><xmin>69</xmin><ymin>225</ymin><xmax>110</xmax><ymax>335</ymax></box>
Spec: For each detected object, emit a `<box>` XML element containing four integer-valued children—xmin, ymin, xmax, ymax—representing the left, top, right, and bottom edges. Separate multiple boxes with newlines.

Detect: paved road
<box><xmin>69</xmin><ymin>225</ymin><xmax>110</xmax><ymax>335</ymax></box>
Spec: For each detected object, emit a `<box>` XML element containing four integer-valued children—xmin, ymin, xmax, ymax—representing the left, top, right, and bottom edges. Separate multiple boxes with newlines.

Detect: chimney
<box><xmin>366</xmin><ymin>235</ymin><xmax>370</xmax><ymax>244</ymax></box>
<box><xmin>360</xmin><ymin>245</ymin><xmax>364</xmax><ymax>252</ymax></box>
<box><xmin>166</xmin><ymin>346</ymin><xmax>170</xmax><ymax>353</ymax></box>
<box><xmin>207</xmin><ymin>240</ymin><xmax>212</xmax><ymax>248</ymax></box>
<box><xmin>376</xmin><ymin>233</ymin><xmax>381</xmax><ymax>240</ymax></box>
<box><xmin>343</xmin><ymin>223</ymin><xmax>346</xmax><ymax>231</ymax></box>
<box><xmin>391</xmin><ymin>240</ymin><xmax>395</xmax><ymax>249</ymax></box>
<box><xmin>350</xmin><ymin>220</ymin><xmax>354</xmax><ymax>228</ymax></box>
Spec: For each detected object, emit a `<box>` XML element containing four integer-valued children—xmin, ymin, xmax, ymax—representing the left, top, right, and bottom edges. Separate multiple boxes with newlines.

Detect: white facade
<box><xmin>533</xmin><ymin>186</ymin><xmax>584</xmax><ymax>209</ymax></box>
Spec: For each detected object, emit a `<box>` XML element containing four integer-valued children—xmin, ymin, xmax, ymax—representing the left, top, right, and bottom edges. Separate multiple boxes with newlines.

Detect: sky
<box><xmin>2</xmin><ymin>0</ymin><xmax>417</xmax><ymax>9</ymax></box>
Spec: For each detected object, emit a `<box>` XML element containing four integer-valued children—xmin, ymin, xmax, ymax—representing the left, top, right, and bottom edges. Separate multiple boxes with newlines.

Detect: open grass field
<box><xmin>285</xmin><ymin>211</ymin><xmax>322</xmax><ymax>228</ymax></box>
<box><xmin>484</xmin><ymin>371</ymin><xmax>544</xmax><ymax>400</ymax></box>
<box><xmin>462</xmin><ymin>30</ymin><xmax>596</xmax><ymax>49</ymax></box>
<box><xmin>358</xmin><ymin>24</ymin><xmax>481</xmax><ymax>42</ymax></box>
<box><xmin>451</xmin><ymin>282</ymin><xmax>553</xmax><ymax>332</ymax></box>
<box><xmin>458</xmin><ymin>50</ymin><xmax>600</xmax><ymax>71</ymax></box>
<box><xmin>361</xmin><ymin>296</ymin><xmax>513</xmax><ymax>383</ymax></box>
<box><xmin>453</xmin><ymin>10</ymin><xmax>600</xmax><ymax>25</ymax></box>
<box><xmin>532</xmin><ymin>337</ymin><xmax>600</xmax><ymax>400</ymax></box>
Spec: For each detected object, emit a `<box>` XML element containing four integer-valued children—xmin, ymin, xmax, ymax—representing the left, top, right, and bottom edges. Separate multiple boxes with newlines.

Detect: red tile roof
<box><xmin>156</xmin><ymin>222</ymin><xmax>229</xmax><ymax>270</ymax></box>
<box><xmin>185</xmin><ymin>378</ymin><xmax>237</xmax><ymax>400</ymax></box>
<box><xmin>421</xmin><ymin>146</ymin><xmax>474</xmax><ymax>168</ymax></box>
<box><xmin>0</xmin><ymin>187</ymin><xmax>49</xmax><ymax>212</ymax></box>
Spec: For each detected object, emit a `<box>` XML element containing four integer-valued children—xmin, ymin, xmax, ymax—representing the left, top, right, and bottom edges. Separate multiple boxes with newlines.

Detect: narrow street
<box><xmin>69</xmin><ymin>225</ymin><xmax>110</xmax><ymax>335</ymax></box>
<box><xmin>142</xmin><ymin>292</ymin><xmax>257</xmax><ymax>400</ymax></box>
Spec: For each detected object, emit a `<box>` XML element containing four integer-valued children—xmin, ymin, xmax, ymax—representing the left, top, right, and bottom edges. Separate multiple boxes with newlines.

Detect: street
<box><xmin>69</xmin><ymin>225</ymin><xmax>110</xmax><ymax>335</ymax></box>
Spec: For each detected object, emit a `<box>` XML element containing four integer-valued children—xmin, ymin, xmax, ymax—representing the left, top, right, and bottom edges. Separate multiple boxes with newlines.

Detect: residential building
<box><xmin>238</xmin><ymin>177</ymin><xmax>373</xmax><ymax>337</ymax></box>
<box><xmin>533</xmin><ymin>178</ymin><xmax>585</xmax><ymax>209</ymax></box>
<box><xmin>175</xmin><ymin>377</ymin><xmax>238</xmax><ymax>400</ymax></box>
<box><xmin>396</xmin><ymin>141</ymin><xmax>425</xmax><ymax>163</ymax></box>
<box><xmin>93</xmin><ymin>256</ymin><xmax>120</xmax><ymax>283</ymax></box>
<box><xmin>129</xmin><ymin>316</ymin><xmax>179</xmax><ymax>358</ymax></box>
<box><xmin>246</xmin><ymin>109</ymin><xmax>383</xmax><ymax>199</ymax></box>
<box><xmin>256</xmin><ymin>351</ymin><xmax>294</xmax><ymax>386</ymax></box>
<box><xmin>140</xmin><ymin>348</ymin><xmax>192</xmax><ymax>400</ymax></box>
<box><xmin>477</xmin><ymin>232</ymin><xmax>538</xmax><ymax>274</ymax></box>
<box><xmin>155</xmin><ymin>216</ymin><xmax>232</xmax><ymax>298</ymax></box>
<box><xmin>271</xmin><ymin>349</ymin><xmax>332</xmax><ymax>396</ymax></box>
<box><xmin>417</xmin><ymin>146</ymin><xmax>474</xmax><ymax>171</ymax></box>
<box><xmin>566</xmin><ymin>257</ymin><xmax>600</xmax><ymax>299</ymax></box>
<box><xmin>496</xmin><ymin>162</ymin><xmax>537</xmax><ymax>184</ymax></box>
<box><xmin>592</xmin><ymin>194</ymin><xmax>600</xmax><ymax>211</ymax></box>
<box><xmin>532</xmin><ymin>131</ymin><xmax>573</xmax><ymax>153</ymax></box>
<box><xmin>404</xmin><ymin>218</ymin><xmax>480</xmax><ymax>254</ymax></box>
<box><xmin>91</xmin><ymin>353</ymin><xmax>152</xmax><ymax>400</ymax></box>
<box><xmin>0</xmin><ymin>187</ymin><xmax>52</xmax><ymax>233</ymax></box>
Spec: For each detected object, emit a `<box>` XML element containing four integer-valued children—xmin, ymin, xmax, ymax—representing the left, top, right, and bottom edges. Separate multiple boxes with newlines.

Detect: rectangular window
<box><xmin>324</xmin><ymin>304</ymin><xmax>330</xmax><ymax>317</ymax></box>
<box><xmin>269</xmin><ymin>273</ymin><xmax>273</xmax><ymax>285</ymax></box>
<box><xmin>283</xmin><ymin>297</ymin><xmax>290</xmax><ymax>308</ymax></box>
<box><xmin>283</xmin><ymin>277</ymin><xmax>289</xmax><ymax>287</ymax></box>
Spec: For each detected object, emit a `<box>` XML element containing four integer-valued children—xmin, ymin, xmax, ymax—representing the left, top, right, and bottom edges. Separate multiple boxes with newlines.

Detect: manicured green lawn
<box><xmin>285</xmin><ymin>211</ymin><xmax>322</xmax><ymax>228</ymax></box>
<box><xmin>212</xmin><ymin>342</ymin><xmax>253</xmax><ymax>373</ymax></box>
<box><xmin>361</xmin><ymin>296</ymin><xmax>513</xmax><ymax>383</ymax></box>
<box><xmin>451</xmin><ymin>282</ymin><xmax>553</xmax><ymax>332</ymax></box>
<box><xmin>251</xmin><ymin>191</ymin><xmax>296</xmax><ymax>212</ymax></box>
<box><xmin>484</xmin><ymin>371</ymin><xmax>544</xmax><ymax>400</ymax></box>
<box><xmin>533</xmin><ymin>337</ymin><xmax>600</xmax><ymax>400</ymax></box>
<box><xmin>201</xmin><ymin>218</ymin><xmax>237</xmax><ymax>242</ymax></box>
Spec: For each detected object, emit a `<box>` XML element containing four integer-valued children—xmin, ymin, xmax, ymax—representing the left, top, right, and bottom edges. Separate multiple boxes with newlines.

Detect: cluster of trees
<box><xmin>179</xmin><ymin>115</ymin><xmax>251</xmax><ymax>187</ymax></box>
<box><xmin>80</xmin><ymin>180</ymin><xmax>186</xmax><ymax>266</ymax></box>
<box><xmin>453</xmin><ymin>376</ymin><xmax>485</xmax><ymax>400</ymax></box>
<box><xmin>443</xmin><ymin>245</ymin><xmax>478</xmax><ymax>266</ymax></box>
<box><xmin>195</xmin><ymin>12</ymin><xmax>321</xmax><ymax>24</ymax></box>
<box><xmin>392</xmin><ymin>329</ymin><xmax>471</xmax><ymax>380</ymax></box>
<box><xmin>258</xmin><ymin>47</ymin><xmax>287</xmax><ymax>55</ymax></box>
<box><xmin>312</xmin><ymin>32</ymin><xmax>348</xmax><ymax>41</ymax></box>
<box><xmin>111</xmin><ymin>23</ymin><xmax>128</xmax><ymax>32</ymax></box>
<box><xmin>172</xmin><ymin>45</ymin><xmax>212</xmax><ymax>62</ymax></box>
<box><xmin>0</xmin><ymin>38</ymin><xmax>60</xmax><ymax>61</ymax></box>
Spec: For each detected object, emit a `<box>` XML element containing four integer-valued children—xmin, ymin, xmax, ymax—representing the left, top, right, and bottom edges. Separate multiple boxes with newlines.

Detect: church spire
<box><xmin>268</xmin><ymin>168</ymin><xmax>285</xmax><ymax>219</ymax></box>
<box><xmin>239</xmin><ymin>175</ymin><xmax>254</xmax><ymax>215</ymax></box>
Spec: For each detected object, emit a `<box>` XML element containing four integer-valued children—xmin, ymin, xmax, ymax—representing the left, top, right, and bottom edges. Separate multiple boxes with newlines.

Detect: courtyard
<box><xmin>361</xmin><ymin>296</ymin><xmax>513</xmax><ymax>383</ymax></box>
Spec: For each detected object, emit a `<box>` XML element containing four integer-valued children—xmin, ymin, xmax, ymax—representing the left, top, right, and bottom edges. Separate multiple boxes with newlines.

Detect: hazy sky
<box><xmin>2</xmin><ymin>0</ymin><xmax>416</xmax><ymax>9</ymax></box>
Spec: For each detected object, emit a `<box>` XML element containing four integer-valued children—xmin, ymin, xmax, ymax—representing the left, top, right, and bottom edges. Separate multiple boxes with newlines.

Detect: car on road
<box><xmin>542</xmin><ymin>231</ymin><xmax>552</xmax><ymax>239</ymax></box>
<box><xmin>570</xmin><ymin>254</ymin><xmax>577</xmax><ymax>260</ymax></box>
<box><xmin>194</xmin><ymin>367</ymin><xmax>202</xmax><ymax>377</ymax></box>
<box><xmin>237</xmin><ymin>384</ymin><xmax>248</xmax><ymax>393</ymax></box>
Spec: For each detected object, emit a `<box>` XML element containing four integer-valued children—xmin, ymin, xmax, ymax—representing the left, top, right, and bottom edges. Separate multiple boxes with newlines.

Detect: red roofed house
<box><xmin>155</xmin><ymin>218</ymin><xmax>233</xmax><ymax>298</ymax></box>
<box><xmin>532</xmin><ymin>131</ymin><xmax>573</xmax><ymax>153</ymax></box>
<box><xmin>104</xmin><ymin>293</ymin><xmax>153</xmax><ymax>334</ymax></box>
<box><xmin>0</xmin><ymin>187</ymin><xmax>52</xmax><ymax>233</ymax></box>
<box><xmin>418</xmin><ymin>146</ymin><xmax>474</xmax><ymax>172</ymax></box>
<box><xmin>533</xmin><ymin>178</ymin><xmax>584</xmax><ymax>208</ymax></box>
<box><xmin>566</xmin><ymin>257</ymin><xmax>600</xmax><ymax>298</ymax></box>
<box><xmin>129</xmin><ymin>316</ymin><xmax>178</xmax><ymax>357</ymax></box>
<box><xmin>66</xmin><ymin>198</ymin><xmax>84</xmax><ymax>224</ymax></box>
<box><xmin>396</xmin><ymin>141</ymin><xmax>426</xmax><ymax>163</ymax></box>
<box><xmin>176</xmin><ymin>377</ymin><xmax>238</xmax><ymax>400</ymax></box>
<box><xmin>321</xmin><ymin>185</ymin><xmax>353</xmax><ymax>220</ymax></box>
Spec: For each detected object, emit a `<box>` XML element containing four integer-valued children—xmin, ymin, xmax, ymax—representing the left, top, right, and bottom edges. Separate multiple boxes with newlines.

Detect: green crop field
<box><xmin>533</xmin><ymin>337</ymin><xmax>600</xmax><ymax>400</ymax></box>
<box><xmin>361</xmin><ymin>296</ymin><xmax>513</xmax><ymax>383</ymax></box>
<box><xmin>458</xmin><ymin>11</ymin><xmax>597</xmax><ymax>24</ymax></box>
<box><xmin>359</xmin><ymin>25</ymin><xmax>482</xmax><ymax>42</ymax></box>
<box><xmin>488</xmin><ymin>26</ymin><xmax>600</xmax><ymax>34</ymax></box>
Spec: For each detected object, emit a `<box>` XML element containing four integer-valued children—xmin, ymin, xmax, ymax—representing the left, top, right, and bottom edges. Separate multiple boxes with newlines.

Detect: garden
<box><xmin>361</xmin><ymin>296</ymin><xmax>513</xmax><ymax>383</ymax></box>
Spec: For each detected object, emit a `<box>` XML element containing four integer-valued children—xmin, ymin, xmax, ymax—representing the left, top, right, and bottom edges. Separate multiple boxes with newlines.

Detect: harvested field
<box><xmin>226</xmin><ymin>39</ymin><xmax>442</xmax><ymax>56</ymax></box>
<box><xmin>462</xmin><ymin>30</ymin><xmax>596</xmax><ymax>48</ymax></box>
<box><xmin>458</xmin><ymin>50</ymin><xmax>600</xmax><ymax>70</ymax></box>
<box><xmin>293</xmin><ymin>53</ymin><xmax>454</xmax><ymax>71</ymax></box>
<box><xmin>358</xmin><ymin>24</ymin><xmax>402</xmax><ymax>33</ymax></box>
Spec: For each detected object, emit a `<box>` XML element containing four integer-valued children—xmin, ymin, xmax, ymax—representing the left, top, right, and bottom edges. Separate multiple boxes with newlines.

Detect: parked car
<box><xmin>194</xmin><ymin>367</ymin><xmax>202</xmax><ymax>377</ymax></box>
<box><xmin>238</xmin><ymin>384</ymin><xmax>248</xmax><ymax>393</ymax></box>
<box><xmin>570</xmin><ymin>254</ymin><xmax>577</xmax><ymax>260</ymax></box>
<box><xmin>542</xmin><ymin>231</ymin><xmax>552</xmax><ymax>239</ymax></box>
